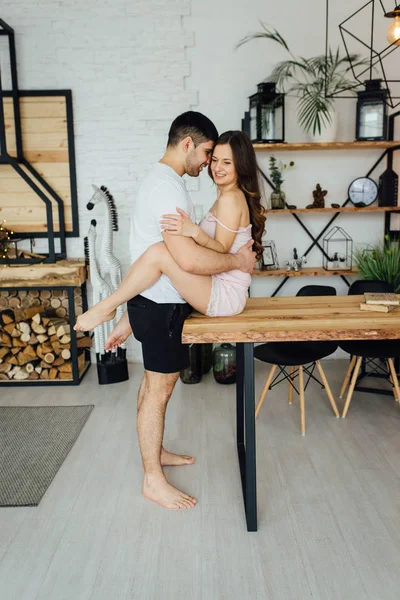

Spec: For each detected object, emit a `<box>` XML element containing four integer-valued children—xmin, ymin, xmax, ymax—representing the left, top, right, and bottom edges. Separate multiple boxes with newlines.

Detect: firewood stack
<box><xmin>0</xmin><ymin>307</ymin><xmax>91</xmax><ymax>381</ymax></box>
<box><xmin>0</xmin><ymin>288</ymin><xmax>83</xmax><ymax>318</ymax></box>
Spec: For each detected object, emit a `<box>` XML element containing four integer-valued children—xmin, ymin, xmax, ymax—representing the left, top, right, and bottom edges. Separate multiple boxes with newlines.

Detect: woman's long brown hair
<box><xmin>208</xmin><ymin>130</ymin><xmax>266</xmax><ymax>260</ymax></box>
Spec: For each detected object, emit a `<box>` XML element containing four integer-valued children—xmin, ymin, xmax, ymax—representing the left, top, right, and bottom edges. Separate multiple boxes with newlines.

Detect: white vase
<box><xmin>308</xmin><ymin>111</ymin><xmax>338</xmax><ymax>143</ymax></box>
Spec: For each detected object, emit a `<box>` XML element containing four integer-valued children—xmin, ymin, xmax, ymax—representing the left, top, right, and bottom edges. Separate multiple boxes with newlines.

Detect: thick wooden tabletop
<box><xmin>182</xmin><ymin>295</ymin><xmax>400</xmax><ymax>344</ymax></box>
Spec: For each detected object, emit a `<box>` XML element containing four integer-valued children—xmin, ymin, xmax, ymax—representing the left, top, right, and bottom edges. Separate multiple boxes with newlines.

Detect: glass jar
<box><xmin>180</xmin><ymin>344</ymin><xmax>202</xmax><ymax>384</ymax></box>
<box><xmin>213</xmin><ymin>343</ymin><xmax>236</xmax><ymax>385</ymax></box>
<box><xmin>270</xmin><ymin>189</ymin><xmax>286</xmax><ymax>209</ymax></box>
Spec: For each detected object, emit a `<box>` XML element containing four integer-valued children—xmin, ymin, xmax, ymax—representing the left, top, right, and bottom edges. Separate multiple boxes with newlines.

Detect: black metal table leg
<box><xmin>236</xmin><ymin>342</ymin><xmax>257</xmax><ymax>532</ymax></box>
<box><xmin>236</xmin><ymin>343</ymin><xmax>245</xmax><ymax>493</ymax></box>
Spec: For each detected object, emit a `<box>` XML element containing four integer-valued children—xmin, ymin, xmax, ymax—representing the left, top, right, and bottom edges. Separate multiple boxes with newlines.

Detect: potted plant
<box><xmin>353</xmin><ymin>235</ymin><xmax>400</xmax><ymax>292</ymax></box>
<box><xmin>236</xmin><ymin>24</ymin><xmax>369</xmax><ymax>141</ymax></box>
<box><xmin>268</xmin><ymin>156</ymin><xmax>294</xmax><ymax>209</ymax></box>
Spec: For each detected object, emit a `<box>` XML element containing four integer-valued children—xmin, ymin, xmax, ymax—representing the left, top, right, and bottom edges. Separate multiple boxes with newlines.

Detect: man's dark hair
<box><xmin>167</xmin><ymin>111</ymin><xmax>218</xmax><ymax>147</ymax></box>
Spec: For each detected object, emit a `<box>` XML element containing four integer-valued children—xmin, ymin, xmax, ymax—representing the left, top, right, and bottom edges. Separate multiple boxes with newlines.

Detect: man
<box><xmin>105</xmin><ymin>112</ymin><xmax>256</xmax><ymax>510</ymax></box>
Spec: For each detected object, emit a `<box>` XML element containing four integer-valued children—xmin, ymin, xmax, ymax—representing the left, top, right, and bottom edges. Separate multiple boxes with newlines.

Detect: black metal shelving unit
<box><xmin>0</xmin><ymin>281</ymin><xmax>91</xmax><ymax>387</ymax></box>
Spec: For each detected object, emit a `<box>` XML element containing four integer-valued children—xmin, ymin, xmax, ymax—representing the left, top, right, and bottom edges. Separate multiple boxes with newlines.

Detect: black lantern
<box><xmin>356</xmin><ymin>79</ymin><xmax>388</xmax><ymax>141</ymax></box>
<box><xmin>248</xmin><ymin>82</ymin><xmax>285</xmax><ymax>143</ymax></box>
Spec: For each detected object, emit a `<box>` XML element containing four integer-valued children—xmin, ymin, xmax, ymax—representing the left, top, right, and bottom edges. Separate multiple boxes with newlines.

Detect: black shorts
<box><xmin>127</xmin><ymin>294</ymin><xmax>193</xmax><ymax>374</ymax></box>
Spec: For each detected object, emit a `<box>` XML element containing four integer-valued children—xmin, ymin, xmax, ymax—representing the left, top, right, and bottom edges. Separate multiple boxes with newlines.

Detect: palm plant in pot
<box><xmin>236</xmin><ymin>24</ymin><xmax>369</xmax><ymax>141</ymax></box>
<box><xmin>353</xmin><ymin>235</ymin><xmax>400</xmax><ymax>292</ymax></box>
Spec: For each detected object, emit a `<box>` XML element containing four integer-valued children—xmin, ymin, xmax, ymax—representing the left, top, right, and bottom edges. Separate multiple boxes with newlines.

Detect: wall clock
<box><xmin>348</xmin><ymin>177</ymin><xmax>378</xmax><ymax>207</ymax></box>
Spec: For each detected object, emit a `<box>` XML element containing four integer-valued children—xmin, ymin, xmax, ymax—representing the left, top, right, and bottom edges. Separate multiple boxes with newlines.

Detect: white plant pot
<box><xmin>308</xmin><ymin>111</ymin><xmax>338</xmax><ymax>143</ymax></box>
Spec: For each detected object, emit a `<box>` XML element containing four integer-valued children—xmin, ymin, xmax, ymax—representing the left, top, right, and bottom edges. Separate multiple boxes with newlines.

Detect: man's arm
<box><xmin>162</xmin><ymin>233</ymin><xmax>256</xmax><ymax>275</ymax></box>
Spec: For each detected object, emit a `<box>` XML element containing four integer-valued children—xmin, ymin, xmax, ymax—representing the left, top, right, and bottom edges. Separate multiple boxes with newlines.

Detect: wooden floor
<box><xmin>1</xmin><ymin>359</ymin><xmax>400</xmax><ymax>600</ymax></box>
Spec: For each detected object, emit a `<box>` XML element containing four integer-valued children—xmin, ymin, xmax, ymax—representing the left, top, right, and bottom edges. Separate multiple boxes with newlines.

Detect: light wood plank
<box><xmin>254</xmin><ymin>267</ymin><xmax>358</xmax><ymax>278</ymax></box>
<box><xmin>182</xmin><ymin>296</ymin><xmax>400</xmax><ymax>343</ymax></box>
<box><xmin>0</xmin><ymin>260</ymin><xmax>86</xmax><ymax>288</ymax></box>
<box><xmin>0</xmin><ymin>95</ymin><xmax>74</xmax><ymax>233</ymax></box>
<box><xmin>264</xmin><ymin>206</ymin><xmax>400</xmax><ymax>214</ymax></box>
<box><xmin>253</xmin><ymin>141</ymin><xmax>400</xmax><ymax>151</ymax></box>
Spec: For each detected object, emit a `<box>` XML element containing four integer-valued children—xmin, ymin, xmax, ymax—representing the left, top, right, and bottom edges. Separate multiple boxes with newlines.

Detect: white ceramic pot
<box><xmin>308</xmin><ymin>111</ymin><xmax>338</xmax><ymax>143</ymax></box>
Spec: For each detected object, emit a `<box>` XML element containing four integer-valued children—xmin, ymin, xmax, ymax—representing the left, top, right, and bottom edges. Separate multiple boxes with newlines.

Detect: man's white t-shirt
<box><xmin>129</xmin><ymin>162</ymin><xmax>195</xmax><ymax>304</ymax></box>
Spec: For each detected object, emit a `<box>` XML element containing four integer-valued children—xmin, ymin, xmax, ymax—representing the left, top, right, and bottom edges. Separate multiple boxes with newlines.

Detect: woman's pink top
<box><xmin>199</xmin><ymin>212</ymin><xmax>252</xmax><ymax>287</ymax></box>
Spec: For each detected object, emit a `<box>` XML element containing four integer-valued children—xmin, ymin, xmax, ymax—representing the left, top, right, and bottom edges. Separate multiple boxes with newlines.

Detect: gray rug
<box><xmin>0</xmin><ymin>405</ymin><xmax>94</xmax><ymax>507</ymax></box>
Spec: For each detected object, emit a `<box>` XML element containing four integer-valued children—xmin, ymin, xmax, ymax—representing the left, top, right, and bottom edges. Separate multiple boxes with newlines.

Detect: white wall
<box><xmin>1</xmin><ymin>0</ymin><xmax>399</xmax><ymax>361</ymax></box>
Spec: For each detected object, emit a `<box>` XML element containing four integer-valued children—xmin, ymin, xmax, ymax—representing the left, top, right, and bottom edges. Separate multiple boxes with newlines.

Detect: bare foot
<box><xmin>143</xmin><ymin>474</ymin><xmax>197</xmax><ymax>509</ymax></box>
<box><xmin>105</xmin><ymin>318</ymin><xmax>132</xmax><ymax>351</ymax></box>
<box><xmin>161</xmin><ymin>449</ymin><xmax>196</xmax><ymax>467</ymax></box>
<box><xmin>74</xmin><ymin>303</ymin><xmax>116</xmax><ymax>332</ymax></box>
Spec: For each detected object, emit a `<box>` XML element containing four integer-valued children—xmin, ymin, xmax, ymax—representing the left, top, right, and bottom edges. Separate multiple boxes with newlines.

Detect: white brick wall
<box><xmin>2</xmin><ymin>0</ymin><xmax>198</xmax><ymax>362</ymax></box>
<box><xmin>2</xmin><ymin>0</ymin><xmax>397</xmax><ymax>364</ymax></box>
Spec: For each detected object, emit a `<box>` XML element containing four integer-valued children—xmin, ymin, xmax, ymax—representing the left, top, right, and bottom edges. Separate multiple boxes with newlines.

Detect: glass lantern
<box><xmin>323</xmin><ymin>226</ymin><xmax>353</xmax><ymax>271</ymax></box>
<box><xmin>356</xmin><ymin>79</ymin><xmax>388</xmax><ymax>141</ymax></box>
<box><xmin>213</xmin><ymin>344</ymin><xmax>236</xmax><ymax>385</ymax></box>
<box><xmin>249</xmin><ymin>82</ymin><xmax>285</xmax><ymax>143</ymax></box>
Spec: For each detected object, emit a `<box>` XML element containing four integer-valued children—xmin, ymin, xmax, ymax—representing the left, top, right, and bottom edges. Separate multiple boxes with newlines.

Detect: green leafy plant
<box><xmin>236</xmin><ymin>23</ymin><xmax>369</xmax><ymax>135</ymax></box>
<box><xmin>353</xmin><ymin>235</ymin><xmax>400</xmax><ymax>292</ymax></box>
<box><xmin>269</xmin><ymin>156</ymin><xmax>294</xmax><ymax>190</ymax></box>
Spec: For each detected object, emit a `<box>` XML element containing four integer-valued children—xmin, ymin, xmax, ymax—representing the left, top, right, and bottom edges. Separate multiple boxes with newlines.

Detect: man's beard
<box><xmin>186</xmin><ymin>155</ymin><xmax>202</xmax><ymax>177</ymax></box>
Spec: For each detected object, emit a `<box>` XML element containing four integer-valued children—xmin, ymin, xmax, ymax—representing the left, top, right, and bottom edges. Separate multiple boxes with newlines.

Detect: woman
<box><xmin>74</xmin><ymin>130</ymin><xmax>266</xmax><ymax>332</ymax></box>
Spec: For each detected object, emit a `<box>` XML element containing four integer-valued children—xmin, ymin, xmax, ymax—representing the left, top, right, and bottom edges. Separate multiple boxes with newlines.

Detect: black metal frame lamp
<box><xmin>384</xmin><ymin>4</ymin><xmax>400</xmax><ymax>45</ymax></box>
<box><xmin>324</xmin><ymin>1</ymin><xmax>400</xmax><ymax>112</ymax></box>
<box><xmin>246</xmin><ymin>82</ymin><xmax>285</xmax><ymax>144</ymax></box>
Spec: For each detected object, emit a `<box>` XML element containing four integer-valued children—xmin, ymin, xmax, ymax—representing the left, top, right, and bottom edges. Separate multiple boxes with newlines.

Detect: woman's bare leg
<box><xmin>74</xmin><ymin>242</ymin><xmax>212</xmax><ymax>331</ymax></box>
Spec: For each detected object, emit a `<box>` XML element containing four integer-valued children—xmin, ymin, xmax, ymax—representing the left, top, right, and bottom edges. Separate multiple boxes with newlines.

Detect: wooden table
<box><xmin>182</xmin><ymin>295</ymin><xmax>400</xmax><ymax>532</ymax></box>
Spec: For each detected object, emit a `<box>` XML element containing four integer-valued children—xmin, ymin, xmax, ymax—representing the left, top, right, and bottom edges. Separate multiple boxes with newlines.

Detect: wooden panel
<box><xmin>0</xmin><ymin>260</ymin><xmax>86</xmax><ymax>288</ymax></box>
<box><xmin>253</xmin><ymin>141</ymin><xmax>400</xmax><ymax>151</ymax></box>
<box><xmin>3</xmin><ymin>96</ymin><xmax>67</xmax><ymax>118</ymax></box>
<box><xmin>0</xmin><ymin>164</ymin><xmax>72</xmax><ymax>233</ymax></box>
<box><xmin>0</xmin><ymin>96</ymin><xmax>75</xmax><ymax>234</ymax></box>
<box><xmin>182</xmin><ymin>295</ymin><xmax>400</xmax><ymax>343</ymax></box>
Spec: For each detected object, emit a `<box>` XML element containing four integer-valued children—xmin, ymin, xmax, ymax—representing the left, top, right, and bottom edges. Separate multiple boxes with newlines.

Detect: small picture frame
<box><xmin>261</xmin><ymin>240</ymin><xmax>279</xmax><ymax>270</ymax></box>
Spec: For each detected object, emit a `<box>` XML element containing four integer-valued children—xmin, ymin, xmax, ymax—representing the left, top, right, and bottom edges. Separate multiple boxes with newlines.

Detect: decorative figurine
<box><xmin>84</xmin><ymin>185</ymin><xmax>129</xmax><ymax>384</ymax></box>
<box><xmin>306</xmin><ymin>183</ymin><xmax>327</xmax><ymax>209</ymax></box>
<box><xmin>86</xmin><ymin>185</ymin><xmax>125</xmax><ymax>349</ymax></box>
<box><xmin>84</xmin><ymin>220</ymin><xmax>112</xmax><ymax>361</ymax></box>
<box><xmin>286</xmin><ymin>248</ymin><xmax>307</xmax><ymax>271</ymax></box>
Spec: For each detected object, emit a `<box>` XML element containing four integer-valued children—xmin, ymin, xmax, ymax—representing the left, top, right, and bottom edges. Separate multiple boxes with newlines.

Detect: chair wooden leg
<box><xmin>288</xmin><ymin>365</ymin><xmax>295</xmax><ymax>404</ymax></box>
<box><xmin>339</xmin><ymin>355</ymin><xmax>356</xmax><ymax>399</ymax></box>
<box><xmin>385</xmin><ymin>360</ymin><xmax>397</xmax><ymax>401</ymax></box>
<box><xmin>342</xmin><ymin>356</ymin><xmax>363</xmax><ymax>418</ymax></box>
<box><xmin>315</xmin><ymin>360</ymin><xmax>340</xmax><ymax>417</ymax></box>
<box><xmin>255</xmin><ymin>364</ymin><xmax>277</xmax><ymax>418</ymax></box>
<box><xmin>299</xmin><ymin>365</ymin><xmax>305</xmax><ymax>435</ymax></box>
<box><xmin>387</xmin><ymin>359</ymin><xmax>400</xmax><ymax>404</ymax></box>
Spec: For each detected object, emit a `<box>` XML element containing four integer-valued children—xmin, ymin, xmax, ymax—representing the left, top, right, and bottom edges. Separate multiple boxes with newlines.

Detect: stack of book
<box><xmin>360</xmin><ymin>292</ymin><xmax>400</xmax><ymax>313</ymax></box>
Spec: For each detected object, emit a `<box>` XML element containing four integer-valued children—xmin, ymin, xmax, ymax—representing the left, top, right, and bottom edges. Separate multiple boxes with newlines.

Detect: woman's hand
<box><xmin>160</xmin><ymin>207</ymin><xmax>199</xmax><ymax>238</ymax></box>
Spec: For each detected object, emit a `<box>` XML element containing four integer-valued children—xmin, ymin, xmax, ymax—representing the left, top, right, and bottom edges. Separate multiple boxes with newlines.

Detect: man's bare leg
<box><xmin>137</xmin><ymin>375</ymin><xmax>195</xmax><ymax>467</ymax></box>
<box><xmin>139</xmin><ymin>370</ymin><xmax>197</xmax><ymax>509</ymax></box>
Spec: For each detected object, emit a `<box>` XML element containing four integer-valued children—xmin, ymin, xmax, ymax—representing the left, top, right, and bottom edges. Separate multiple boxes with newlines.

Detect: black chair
<box><xmin>254</xmin><ymin>285</ymin><xmax>340</xmax><ymax>435</ymax></box>
<box><xmin>339</xmin><ymin>280</ymin><xmax>400</xmax><ymax>417</ymax></box>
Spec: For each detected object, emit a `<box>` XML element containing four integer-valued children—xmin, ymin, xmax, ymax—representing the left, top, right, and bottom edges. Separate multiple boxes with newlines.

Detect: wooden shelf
<box><xmin>0</xmin><ymin>259</ymin><xmax>86</xmax><ymax>288</ymax></box>
<box><xmin>253</xmin><ymin>141</ymin><xmax>400</xmax><ymax>151</ymax></box>
<box><xmin>253</xmin><ymin>267</ymin><xmax>358</xmax><ymax>278</ymax></box>
<box><xmin>264</xmin><ymin>205</ymin><xmax>400</xmax><ymax>215</ymax></box>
